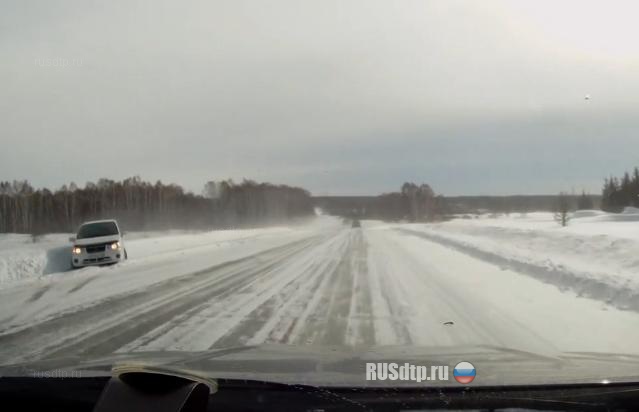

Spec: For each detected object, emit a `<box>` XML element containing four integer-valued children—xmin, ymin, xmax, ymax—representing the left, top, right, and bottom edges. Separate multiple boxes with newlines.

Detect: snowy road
<box><xmin>2</xmin><ymin>219</ymin><xmax>639</xmax><ymax>365</ymax></box>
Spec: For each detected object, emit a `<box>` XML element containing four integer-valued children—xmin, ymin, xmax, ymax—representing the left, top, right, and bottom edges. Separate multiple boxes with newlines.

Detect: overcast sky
<box><xmin>2</xmin><ymin>0</ymin><xmax>639</xmax><ymax>195</ymax></box>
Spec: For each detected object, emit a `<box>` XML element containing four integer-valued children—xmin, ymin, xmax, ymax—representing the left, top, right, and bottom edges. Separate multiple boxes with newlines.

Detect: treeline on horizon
<box><xmin>317</xmin><ymin>182</ymin><xmax>599</xmax><ymax>220</ymax></box>
<box><xmin>317</xmin><ymin>182</ymin><xmax>446</xmax><ymax>222</ymax></box>
<box><xmin>601</xmin><ymin>167</ymin><xmax>639</xmax><ymax>212</ymax></box>
<box><xmin>458</xmin><ymin>168</ymin><xmax>639</xmax><ymax>214</ymax></box>
<box><xmin>386</xmin><ymin>168</ymin><xmax>639</xmax><ymax>216</ymax></box>
<box><xmin>371</xmin><ymin>183</ymin><xmax>445</xmax><ymax>221</ymax></box>
<box><xmin>317</xmin><ymin>167</ymin><xmax>639</xmax><ymax>220</ymax></box>
<box><xmin>0</xmin><ymin>177</ymin><xmax>313</xmax><ymax>234</ymax></box>
<box><xmin>442</xmin><ymin>193</ymin><xmax>599</xmax><ymax>214</ymax></box>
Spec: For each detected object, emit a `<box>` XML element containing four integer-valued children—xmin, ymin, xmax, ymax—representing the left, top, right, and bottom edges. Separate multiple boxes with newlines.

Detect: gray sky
<box><xmin>2</xmin><ymin>0</ymin><xmax>639</xmax><ymax>195</ymax></box>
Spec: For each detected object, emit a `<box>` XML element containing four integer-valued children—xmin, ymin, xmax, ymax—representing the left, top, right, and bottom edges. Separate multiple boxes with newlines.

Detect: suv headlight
<box><xmin>72</xmin><ymin>247</ymin><xmax>82</xmax><ymax>255</ymax></box>
<box><xmin>111</xmin><ymin>241</ymin><xmax>121</xmax><ymax>250</ymax></box>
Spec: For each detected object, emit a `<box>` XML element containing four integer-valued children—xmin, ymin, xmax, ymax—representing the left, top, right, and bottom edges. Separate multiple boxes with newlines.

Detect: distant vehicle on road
<box><xmin>69</xmin><ymin>219</ymin><xmax>127</xmax><ymax>268</ymax></box>
<box><xmin>351</xmin><ymin>219</ymin><xmax>361</xmax><ymax>228</ymax></box>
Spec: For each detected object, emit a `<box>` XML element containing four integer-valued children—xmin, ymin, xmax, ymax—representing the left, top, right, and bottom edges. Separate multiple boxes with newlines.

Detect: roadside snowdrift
<box><xmin>0</xmin><ymin>234</ymin><xmax>72</xmax><ymax>285</ymax></box>
<box><xmin>395</xmin><ymin>212</ymin><xmax>639</xmax><ymax>311</ymax></box>
<box><xmin>0</xmin><ymin>226</ymin><xmax>298</xmax><ymax>287</ymax></box>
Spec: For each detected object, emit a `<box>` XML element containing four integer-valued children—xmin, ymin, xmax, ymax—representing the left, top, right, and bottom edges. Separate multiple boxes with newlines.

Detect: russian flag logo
<box><xmin>453</xmin><ymin>361</ymin><xmax>476</xmax><ymax>384</ymax></box>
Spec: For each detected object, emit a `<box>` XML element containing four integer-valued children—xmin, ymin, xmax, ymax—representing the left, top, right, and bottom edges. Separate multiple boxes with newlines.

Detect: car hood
<box><xmin>3</xmin><ymin>344</ymin><xmax>639</xmax><ymax>387</ymax></box>
<box><xmin>74</xmin><ymin>235</ymin><xmax>120</xmax><ymax>246</ymax></box>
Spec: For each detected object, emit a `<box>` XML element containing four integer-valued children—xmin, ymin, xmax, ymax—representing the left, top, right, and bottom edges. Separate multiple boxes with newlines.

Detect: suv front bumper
<box><xmin>72</xmin><ymin>247</ymin><xmax>124</xmax><ymax>268</ymax></box>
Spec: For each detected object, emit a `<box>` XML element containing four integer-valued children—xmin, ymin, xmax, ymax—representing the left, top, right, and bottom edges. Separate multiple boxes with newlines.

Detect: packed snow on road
<box><xmin>1</xmin><ymin>213</ymin><xmax>639</xmax><ymax>365</ymax></box>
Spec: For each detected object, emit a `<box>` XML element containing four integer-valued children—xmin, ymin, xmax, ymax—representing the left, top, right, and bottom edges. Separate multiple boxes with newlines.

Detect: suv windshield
<box><xmin>2</xmin><ymin>0</ymin><xmax>639</xmax><ymax>400</ymax></box>
<box><xmin>77</xmin><ymin>222</ymin><xmax>119</xmax><ymax>239</ymax></box>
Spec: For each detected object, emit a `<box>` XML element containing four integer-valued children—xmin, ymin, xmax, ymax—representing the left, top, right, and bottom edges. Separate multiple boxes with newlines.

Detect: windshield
<box><xmin>77</xmin><ymin>222</ymin><xmax>119</xmax><ymax>239</ymax></box>
<box><xmin>2</xmin><ymin>0</ymin><xmax>639</xmax><ymax>393</ymax></box>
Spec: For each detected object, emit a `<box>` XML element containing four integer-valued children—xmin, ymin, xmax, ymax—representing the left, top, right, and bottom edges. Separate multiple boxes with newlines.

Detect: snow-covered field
<box><xmin>392</xmin><ymin>210</ymin><xmax>639</xmax><ymax>312</ymax></box>
<box><xmin>1</xmin><ymin>213</ymin><xmax>639</xmax><ymax>368</ymax></box>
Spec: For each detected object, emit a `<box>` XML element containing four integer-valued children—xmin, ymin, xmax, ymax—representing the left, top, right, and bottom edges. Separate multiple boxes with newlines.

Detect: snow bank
<box><xmin>622</xmin><ymin>206</ymin><xmax>639</xmax><ymax>215</ymax></box>
<box><xmin>572</xmin><ymin>209</ymin><xmax>606</xmax><ymax>218</ymax></box>
<box><xmin>0</xmin><ymin>219</ymin><xmax>333</xmax><ymax>288</ymax></box>
<box><xmin>0</xmin><ymin>234</ymin><xmax>72</xmax><ymax>285</ymax></box>
<box><xmin>394</xmin><ymin>212</ymin><xmax>639</xmax><ymax>311</ymax></box>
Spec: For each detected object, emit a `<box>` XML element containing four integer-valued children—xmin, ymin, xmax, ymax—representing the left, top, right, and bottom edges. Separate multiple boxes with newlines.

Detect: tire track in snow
<box><xmin>67</xmin><ymin>276</ymin><xmax>100</xmax><ymax>294</ymax></box>
<box><xmin>1</xmin><ymin>238</ymin><xmax>313</xmax><ymax>337</ymax></box>
<box><xmin>247</xmin><ymin>228</ymin><xmax>374</xmax><ymax>347</ymax></box>
<box><xmin>215</xmin><ymin>231</ymin><xmax>350</xmax><ymax>347</ymax></box>
<box><xmin>0</xmin><ymin>235</ymin><xmax>323</xmax><ymax>361</ymax></box>
<box><xmin>344</xmin><ymin>229</ymin><xmax>375</xmax><ymax>346</ymax></box>
<box><xmin>288</xmin><ymin>231</ymin><xmax>356</xmax><ymax>345</ymax></box>
<box><xmin>27</xmin><ymin>284</ymin><xmax>52</xmax><ymax>303</ymax></box>
<box><xmin>377</xmin><ymin>228</ymin><xmax>560</xmax><ymax>353</ymax></box>
<box><xmin>365</xmin><ymin>231</ymin><xmax>413</xmax><ymax>345</ymax></box>
<box><xmin>116</xmin><ymin>231</ymin><xmax>348</xmax><ymax>352</ymax></box>
<box><xmin>45</xmin><ymin>236</ymin><xmax>328</xmax><ymax>359</ymax></box>
<box><xmin>370</xmin><ymin>231</ymin><xmax>497</xmax><ymax>346</ymax></box>
<box><xmin>270</xmin><ymin>231</ymin><xmax>353</xmax><ymax>345</ymax></box>
<box><xmin>293</xmin><ymin>229</ymin><xmax>374</xmax><ymax>346</ymax></box>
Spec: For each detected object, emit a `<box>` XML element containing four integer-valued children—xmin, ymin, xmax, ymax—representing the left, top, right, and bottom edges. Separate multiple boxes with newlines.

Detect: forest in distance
<box><xmin>0</xmin><ymin>177</ymin><xmax>313</xmax><ymax>235</ymax></box>
<box><xmin>1</xmin><ymin>166</ymin><xmax>638</xmax><ymax>235</ymax></box>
